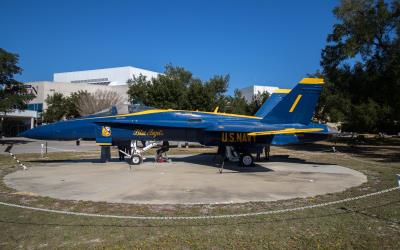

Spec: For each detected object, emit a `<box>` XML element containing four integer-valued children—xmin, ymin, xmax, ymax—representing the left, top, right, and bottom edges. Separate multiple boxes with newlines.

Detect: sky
<box><xmin>1</xmin><ymin>0</ymin><xmax>339</xmax><ymax>94</ymax></box>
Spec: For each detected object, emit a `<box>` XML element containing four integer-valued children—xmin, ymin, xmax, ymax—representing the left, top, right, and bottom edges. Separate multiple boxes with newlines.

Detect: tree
<box><xmin>0</xmin><ymin>48</ymin><xmax>35</xmax><ymax>136</ymax></box>
<box><xmin>318</xmin><ymin>0</ymin><xmax>400</xmax><ymax>133</ymax></box>
<box><xmin>246</xmin><ymin>92</ymin><xmax>270</xmax><ymax>115</ymax></box>
<box><xmin>63</xmin><ymin>90</ymin><xmax>89</xmax><ymax>119</ymax></box>
<box><xmin>77</xmin><ymin>90</ymin><xmax>123</xmax><ymax>116</ymax></box>
<box><xmin>127</xmin><ymin>65</ymin><xmax>230</xmax><ymax>112</ymax></box>
<box><xmin>127</xmin><ymin>74</ymin><xmax>151</xmax><ymax>104</ymax></box>
<box><xmin>127</xmin><ymin>64</ymin><xmax>272</xmax><ymax>115</ymax></box>
<box><xmin>223</xmin><ymin>90</ymin><xmax>248</xmax><ymax>115</ymax></box>
<box><xmin>43</xmin><ymin>93</ymin><xmax>66</xmax><ymax>123</ymax></box>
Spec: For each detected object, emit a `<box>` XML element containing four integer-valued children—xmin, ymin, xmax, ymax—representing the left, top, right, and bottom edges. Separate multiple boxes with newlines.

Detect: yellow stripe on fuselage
<box><xmin>193</xmin><ymin>110</ymin><xmax>261</xmax><ymax>119</ymax></box>
<box><xmin>248</xmin><ymin>128</ymin><xmax>323</xmax><ymax>136</ymax></box>
<box><xmin>289</xmin><ymin>95</ymin><xmax>302</xmax><ymax>112</ymax></box>
<box><xmin>77</xmin><ymin>109</ymin><xmax>261</xmax><ymax>121</ymax></box>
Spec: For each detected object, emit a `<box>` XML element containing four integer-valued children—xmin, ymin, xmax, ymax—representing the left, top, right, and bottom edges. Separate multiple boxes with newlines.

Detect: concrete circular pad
<box><xmin>4</xmin><ymin>154</ymin><xmax>367</xmax><ymax>204</ymax></box>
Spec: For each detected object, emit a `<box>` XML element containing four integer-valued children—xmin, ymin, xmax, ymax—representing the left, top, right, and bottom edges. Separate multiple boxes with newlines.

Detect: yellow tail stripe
<box><xmin>273</xmin><ymin>88</ymin><xmax>291</xmax><ymax>94</ymax></box>
<box><xmin>289</xmin><ymin>95</ymin><xmax>302</xmax><ymax>112</ymax></box>
<box><xmin>299</xmin><ymin>78</ymin><xmax>324</xmax><ymax>84</ymax></box>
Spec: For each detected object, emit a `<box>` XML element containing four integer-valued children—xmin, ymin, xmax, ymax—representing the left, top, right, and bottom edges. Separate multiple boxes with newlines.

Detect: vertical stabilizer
<box><xmin>261</xmin><ymin>78</ymin><xmax>324</xmax><ymax>124</ymax></box>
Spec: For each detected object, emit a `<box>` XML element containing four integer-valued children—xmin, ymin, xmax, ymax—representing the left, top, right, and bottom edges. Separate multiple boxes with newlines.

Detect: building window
<box><xmin>27</xmin><ymin>103</ymin><xmax>43</xmax><ymax>112</ymax></box>
<box><xmin>71</xmin><ymin>78</ymin><xmax>109</xmax><ymax>84</ymax></box>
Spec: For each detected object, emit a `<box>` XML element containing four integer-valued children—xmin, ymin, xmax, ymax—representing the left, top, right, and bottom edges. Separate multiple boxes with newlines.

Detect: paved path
<box><xmin>4</xmin><ymin>154</ymin><xmax>367</xmax><ymax>204</ymax></box>
<box><xmin>0</xmin><ymin>137</ymin><xmax>98</xmax><ymax>155</ymax></box>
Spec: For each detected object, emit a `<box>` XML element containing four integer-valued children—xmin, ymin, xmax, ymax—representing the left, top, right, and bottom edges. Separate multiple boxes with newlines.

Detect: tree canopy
<box><xmin>127</xmin><ymin>65</ymin><xmax>268</xmax><ymax>115</ymax></box>
<box><xmin>43</xmin><ymin>90</ymin><xmax>124</xmax><ymax>123</ymax></box>
<box><xmin>0</xmin><ymin>48</ymin><xmax>35</xmax><ymax>114</ymax></box>
<box><xmin>317</xmin><ymin>0</ymin><xmax>400</xmax><ymax>133</ymax></box>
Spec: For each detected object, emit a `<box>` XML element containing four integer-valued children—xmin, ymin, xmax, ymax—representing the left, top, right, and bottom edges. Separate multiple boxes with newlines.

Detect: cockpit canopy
<box><xmin>82</xmin><ymin>103</ymin><xmax>155</xmax><ymax>118</ymax></box>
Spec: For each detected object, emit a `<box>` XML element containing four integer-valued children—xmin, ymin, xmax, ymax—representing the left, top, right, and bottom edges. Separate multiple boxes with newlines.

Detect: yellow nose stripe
<box><xmin>289</xmin><ymin>94</ymin><xmax>302</xmax><ymax>112</ymax></box>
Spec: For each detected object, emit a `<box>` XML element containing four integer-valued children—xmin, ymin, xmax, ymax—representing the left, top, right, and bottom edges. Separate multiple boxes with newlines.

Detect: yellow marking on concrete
<box><xmin>248</xmin><ymin>128</ymin><xmax>323</xmax><ymax>136</ymax></box>
<box><xmin>289</xmin><ymin>94</ymin><xmax>302</xmax><ymax>112</ymax></box>
<box><xmin>299</xmin><ymin>78</ymin><xmax>324</xmax><ymax>84</ymax></box>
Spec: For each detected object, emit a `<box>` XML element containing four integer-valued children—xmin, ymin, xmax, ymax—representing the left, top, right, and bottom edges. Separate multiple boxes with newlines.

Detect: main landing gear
<box><xmin>216</xmin><ymin>145</ymin><xmax>271</xmax><ymax>173</ymax></box>
<box><xmin>218</xmin><ymin>146</ymin><xmax>254</xmax><ymax>167</ymax></box>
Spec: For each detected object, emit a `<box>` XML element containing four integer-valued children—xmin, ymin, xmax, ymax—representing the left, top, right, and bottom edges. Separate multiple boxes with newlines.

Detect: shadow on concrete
<box><xmin>283</xmin><ymin>142</ymin><xmax>400</xmax><ymax>163</ymax></box>
<box><xmin>27</xmin><ymin>152</ymin><xmax>334</xmax><ymax>171</ymax></box>
<box><xmin>166</xmin><ymin>154</ymin><xmax>273</xmax><ymax>173</ymax></box>
<box><xmin>28</xmin><ymin>158</ymin><xmax>121</xmax><ymax>164</ymax></box>
<box><xmin>266</xmin><ymin>154</ymin><xmax>333</xmax><ymax>166</ymax></box>
<box><xmin>0</xmin><ymin>138</ymin><xmax>33</xmax><ymax>145</ymax></box>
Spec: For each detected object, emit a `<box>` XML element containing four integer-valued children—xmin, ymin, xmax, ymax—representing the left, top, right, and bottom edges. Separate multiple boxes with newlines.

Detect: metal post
<box><xmin>131</xmin><ymin>140</ymin><xmax>137</xmax><ymax>154</ymax></box>
<box><xmin>0</xmin><ymin>116</ymin><xmax>4</xmax><ymax>139</ymax></box>
<box><xmin>219</xmin><ymin>158</ymin><xmax>224</xmax><ymax>174</ymax></box>
<box><xmin>30</xmin><ymin>117</ymin><xmax>34</xmax><ymax>129</ymax></box>
<box><xmin>41</xmin><ymin>143</ymin><xmax>44</xmax><ymax>158</ymax></box>
<box><xmin>45</xmin><ymin>141</ymin><xmax>48</xmax><ymax>155</ymax></box>
<box><xmin>397</xmin><ymin>174</ymin><xmax>400</xmax><ymax>187</ymax></box>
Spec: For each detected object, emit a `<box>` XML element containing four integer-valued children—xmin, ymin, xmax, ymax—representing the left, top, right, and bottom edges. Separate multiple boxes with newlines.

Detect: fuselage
<box><xmin>20</xmin><ymin>109</ymin><xmax>333</xmax><ymax>147</ymax></box>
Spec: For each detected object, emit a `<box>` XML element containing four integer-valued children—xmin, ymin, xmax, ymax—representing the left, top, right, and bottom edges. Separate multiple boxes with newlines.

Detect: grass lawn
<box><xmin>0</xmin><ymin>139</ymin><xmax>399</xmax><ymax>249</ymax></box>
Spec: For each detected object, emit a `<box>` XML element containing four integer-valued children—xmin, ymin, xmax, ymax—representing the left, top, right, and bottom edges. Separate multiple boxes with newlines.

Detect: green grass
<box><xmin>0</xmin><ymin>141</ymin><xmax>399</xmax><ymax>249</ymax></box>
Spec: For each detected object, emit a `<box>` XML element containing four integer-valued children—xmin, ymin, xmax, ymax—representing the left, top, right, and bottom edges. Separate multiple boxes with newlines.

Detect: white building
<box><xmin>239</xmin><ymin>85</ymin><xmax>278</xmax><ymax>103</ymax></box>
<box><xmin>0</xmin><ymin>66</ymin><xmax>161</xmax><ymax>137</ymax></box>
<box><xmin>26</xmin><ymin>66</ymin><xmax>162</xmax><ymax>112</ymax></box>
<box><xmin>54</xmin><ymin>66</ymin><xmax>160</xmax><ymax>86</ymax></box>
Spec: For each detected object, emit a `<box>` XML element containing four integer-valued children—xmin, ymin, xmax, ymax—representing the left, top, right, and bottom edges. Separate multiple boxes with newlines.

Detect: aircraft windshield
<box><xmin>128</xmin><ymin>104</ymin><xmax>155</xmax><ymax>113</ymax></box>
<box><xmin>82</xmin><ymin>103</ymin><xmax>155</xmax><ymax>118</ymax></box>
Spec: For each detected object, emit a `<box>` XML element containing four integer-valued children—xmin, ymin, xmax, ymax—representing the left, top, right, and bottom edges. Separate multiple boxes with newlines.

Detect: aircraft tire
<box><xmin>240</xmin><ymin>153</ymin><xmax>254</xmax><ymax>167</ymax></box>
<box><xmin>130</xmin><ymin>154</ymin><xmax>142</xmax><ymax>165</ymax></box>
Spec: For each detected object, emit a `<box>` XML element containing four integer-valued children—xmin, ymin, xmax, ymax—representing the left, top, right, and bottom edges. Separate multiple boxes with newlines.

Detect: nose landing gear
<box><xmin>118</xmin><ymin>140</ymin><xmax>160</xmax><ymax>167</ymax></box>
<box><xmin>129</xmin><ymin>154</ymin><xmax>143</xmax><ymax>165</ymax></box>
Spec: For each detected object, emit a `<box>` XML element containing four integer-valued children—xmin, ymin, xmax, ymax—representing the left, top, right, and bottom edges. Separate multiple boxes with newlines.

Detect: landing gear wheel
<box><xmin>240</xmin><ymin>153</ymin><xmax>254</xmax><ymax>167</ymax></box>
<box><xmin>130</xmin><ymin>154</ymin><xmax>142</xmax><ymax>165</ymax></box>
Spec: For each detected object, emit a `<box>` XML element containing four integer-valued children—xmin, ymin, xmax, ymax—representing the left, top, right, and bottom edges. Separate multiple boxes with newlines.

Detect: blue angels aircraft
<box><xmin>20</xmin><ymin>78</ymin><xmax>336</xmax><ymax>166</ymax></box>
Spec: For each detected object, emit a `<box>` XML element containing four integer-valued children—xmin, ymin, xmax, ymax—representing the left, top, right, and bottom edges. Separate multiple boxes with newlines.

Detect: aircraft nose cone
<box><xmin>18</xmin><ymin>129</ymin><xmax>32</xmax><ymax>138</ymax></box>
<box><xmin>18</xmin><ymin>126</ymin><xmax>50</xmax><ymax>139</ymax></box>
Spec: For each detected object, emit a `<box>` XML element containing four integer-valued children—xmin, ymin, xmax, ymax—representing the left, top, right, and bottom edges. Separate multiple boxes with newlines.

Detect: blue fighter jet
<box><xmin>20</xmin><ymin>78</ymin><xmax>336</xmax><ymax>166</ymax></box>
